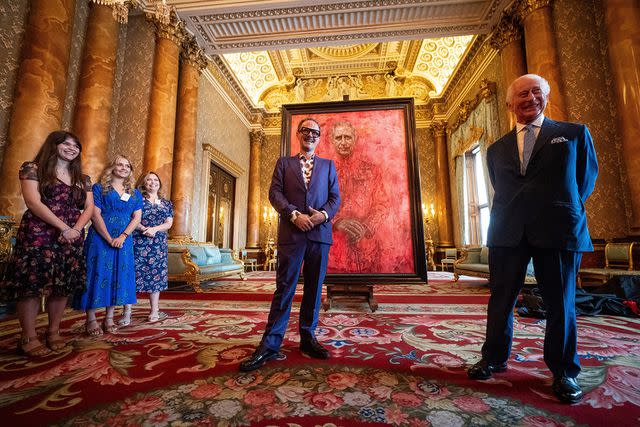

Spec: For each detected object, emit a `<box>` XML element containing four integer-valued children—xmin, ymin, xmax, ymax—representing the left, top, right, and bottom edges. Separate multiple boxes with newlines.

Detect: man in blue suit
<box><xmin>467</xmin><ymin>74</ymin><xmax>598</xmax><ymax>404</ymax></box>
<box><xmin>240</xmin><ymin>118</ymin><xmax>341</xmax><ymax>371</ymax></box>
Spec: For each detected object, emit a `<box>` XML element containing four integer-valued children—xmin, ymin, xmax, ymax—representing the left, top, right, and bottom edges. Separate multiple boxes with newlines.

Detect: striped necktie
<box><xmin>521</xmin><ymin>124</ymin><xmax>535</xmax><ymax>175</ymax></box>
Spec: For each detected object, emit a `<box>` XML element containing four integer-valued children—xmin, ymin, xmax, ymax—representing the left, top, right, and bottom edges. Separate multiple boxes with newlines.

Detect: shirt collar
<box><xmin>298</xmin><ymin>152</ymin><xmax>315</xmax><ymax>161</ymax></box>
<box><xmin>516</xmin><ymin>114</ymin><xmax>545</xmax><ymax>133</ymax></box>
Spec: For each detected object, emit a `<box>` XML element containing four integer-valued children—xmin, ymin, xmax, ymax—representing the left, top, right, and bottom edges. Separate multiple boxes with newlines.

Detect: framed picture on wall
<box><xmin>281</xmin><ymin>98</ymin><xmax>427</xmax><ymax>284</ymax></box>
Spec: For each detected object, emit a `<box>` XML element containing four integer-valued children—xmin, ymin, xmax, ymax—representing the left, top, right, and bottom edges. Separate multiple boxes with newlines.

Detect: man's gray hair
<box><xmin>506</xmin><ymin>74</ymin><xmax>551</xmax><ymax>104</ymax></box>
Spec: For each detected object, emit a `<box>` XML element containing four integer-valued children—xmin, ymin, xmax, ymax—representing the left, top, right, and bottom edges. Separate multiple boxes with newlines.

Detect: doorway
<box><xmin>206</xmin><ymin>162</ymin><xmax>235</xmax><ymax>247</ymax></box>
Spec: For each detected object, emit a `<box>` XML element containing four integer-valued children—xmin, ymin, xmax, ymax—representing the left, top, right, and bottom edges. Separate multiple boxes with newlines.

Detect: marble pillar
<box><xmin>246</xmin><ymin>129</ymin><xmax>264</xmax><ymax>248</ymax></box>
<box><xmin>490</xmin><ymin>11</ymin><xmax>527</xmax><ymax>131</ymax></box>
<box><xmin>72</xmin><ymin>2</ymin><xmax>120</xmax><ymax>182</ymax></box>
<box><xmin>170</xmin><ymin>41</ymin><xmax>207</xmax><ymax>240</ymax></box>
<box><xmin>521</xmin><ymin>0</ymin><xmax>567</xmax><ymax>121</ymax></box>
<box><xmin>143</xmin><ymin>15</ymin><xmax>183</xmax><ymax>194</ymax></box>
<box><xmin>603</xmin><ymin>0</ymin><xmax>640</xmax><ymax>234</ymax></box>
<box><xmin>0</xmin><ymin>0</ymin><xmax>76</xmax><ymax>218</ymax></box>
<box><xmin>432</xmin><ymin>121</ymin><xmax>454</xmax><ymax>247</ymax></box>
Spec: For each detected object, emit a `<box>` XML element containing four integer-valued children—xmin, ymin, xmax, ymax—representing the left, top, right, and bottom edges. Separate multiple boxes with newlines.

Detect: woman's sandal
<box><xmin>46</xmin><ymin>330</ymin><xmax>66</xmax><ymax>351</ymax></box>
<box><xmin>17</xmin><ymin>336</ymin><xmax>51</xmax><ymax>357</ymax></box>
<box><xmin>117</xmin><ymin>310</ymin><xmax>132</xmax><ymax>327</ymax></box>
<box><xmin>85</xmin><ymin>320</ymin><xmax>103</xmax><ymax>337</ymax></box>
<box><xmin>103</xmin><ymin>318</ymin><xmax>117</xmax><ymax>334</ymax></box>
<box><xmin>148</xmin><ymin>312</ymin><xmax>168</xmax><ymax>323</ymax></box>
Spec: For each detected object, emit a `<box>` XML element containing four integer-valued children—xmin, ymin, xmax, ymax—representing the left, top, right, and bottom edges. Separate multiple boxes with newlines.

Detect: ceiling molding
<box><xmin>177</xmin><ymin>0</ymin><xmax>511</xmax><ymax>54</ymax></box>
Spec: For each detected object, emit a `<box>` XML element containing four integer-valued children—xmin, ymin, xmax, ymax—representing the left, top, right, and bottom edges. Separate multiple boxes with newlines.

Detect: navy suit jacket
<box><xmin>269</xmin><ymin>155</ymin><xmax>341</xmax><ymax>246</ymax></box>
<box><xmin>486</xmin><ymin>117</ymin><xmax>598</xmax><ymax>252</ymax></box>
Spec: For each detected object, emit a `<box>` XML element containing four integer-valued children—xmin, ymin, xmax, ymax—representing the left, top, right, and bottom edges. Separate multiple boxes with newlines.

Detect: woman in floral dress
<box><xmin>72</xmin><ymin>155</ymin><xmax>142</xmax><ymax>335</ymax></box>
<box><xmin>3</xmin><ymin>131</ymin><xmax>93</xmax><ymax>356</ymax></box>
<box><xmin>120</xmin><ymin>172</ymin><xmax>173</xmax><ymax>324</ymax></box>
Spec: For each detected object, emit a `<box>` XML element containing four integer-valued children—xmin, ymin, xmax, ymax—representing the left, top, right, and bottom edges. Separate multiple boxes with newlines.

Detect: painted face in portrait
<box><xmin>331</xmin><ymin>123</ymin><xmax>357</xmax><ymax>158</ymax></box>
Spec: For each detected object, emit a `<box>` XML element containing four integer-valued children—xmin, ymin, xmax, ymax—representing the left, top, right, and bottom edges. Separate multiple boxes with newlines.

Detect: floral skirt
<box><xmin>2</xmin><ymin>243</ymin><xmax>86</xmax><ymax>302</ymax></box>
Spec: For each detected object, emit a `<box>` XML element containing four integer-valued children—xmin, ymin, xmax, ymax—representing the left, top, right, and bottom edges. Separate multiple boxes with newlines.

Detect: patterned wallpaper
<box><xmin>107</xmin><ymin>21</ymin><xmax>128</xmax><ymax>168</ymax></box>
<box><xmin>193</xmin><ymin>74</ymin><xmax>250</xmax><ymax>247</ymax></box>
<box><xmin>61</xmin><ymin>0</ymin><xmax>89</xmax><ymax>131</ymax></box>
<box><xmin>259</xmin><ymin>134</ymin><xmax>282</xmax><ymax>245</ymax></box>
<box><xmin>0</xmin><ymin>0</ymin><xmax>30</xmax><ymax>166</ymax></box>
<box><xmin>416</xmin><ymin>127</ymin><xmax>439</xmax><ymax>243</ymax></box>
<box><xmin>553</xmin><ymin>0</ymin><xmax>629</xmax><ymax>240</ymax></box>
<box><xmin>110</xmin><ymin>14</ymin><xmax>154</xmax><ymax>174</ymax></box>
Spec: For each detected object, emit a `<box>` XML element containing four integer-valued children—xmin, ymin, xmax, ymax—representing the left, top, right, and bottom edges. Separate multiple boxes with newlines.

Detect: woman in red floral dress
<box><xmin>2</xmin><ymin>131</ymin><xmax>93</xmax><ymax>357</ymax></box>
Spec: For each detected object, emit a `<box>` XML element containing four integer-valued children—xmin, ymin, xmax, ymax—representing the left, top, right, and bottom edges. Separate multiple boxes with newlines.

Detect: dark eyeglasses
<box><xmin>298</xmin><ymin>127</ymin><xmax>321</xmax><ymax>138</ymax></box>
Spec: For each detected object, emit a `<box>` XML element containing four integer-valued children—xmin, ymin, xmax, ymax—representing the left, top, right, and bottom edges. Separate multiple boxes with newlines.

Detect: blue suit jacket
<box><xmin>269</xmin><ymin>155</ymin><xmax>341</xmax><ymax>245</ymax></box>
<box><xmin>486</xmin><ymin>118</ymin><xmax>598</xmax><ymax>251</ymax></box>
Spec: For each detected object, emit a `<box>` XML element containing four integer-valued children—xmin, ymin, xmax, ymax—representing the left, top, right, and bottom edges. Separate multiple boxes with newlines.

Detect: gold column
<box><xmin>72</xmin><ymin>2</ymin><xmax>123</xmax><ymax>182</ymax></box>
<box><xmin>490</xmin><ymin>11</ymin><xmax>527</xmax><ymax>130</ymax></box>
<box><xmin>143</xmin><ymin>13</ymin><xmax>184</xmax><ymax>194</ymax></box>
<box><xmin>247</xmin><ymin>128</ymin><xmax>264</xmax><ymax>248</ymax></box>
<box><xmin>170</xmin><ymin>39</ymin><xmax>207</xmax><ymax>240</ymax></box>
<box><xmin>0</xmin><ymin>0</ymin><xmax>76</xmax><ymax>218</ymax></box>
<box><xmin>603</xmin><ymin>0</ymin><xmax>640</xmax><ymax>235</ymax></box>
<box><xmin>519</xmin><ymin>0</ymin><xmax>567</xmax><ymax>121</ymax></box>
<box><xmin>431</xmin><ymin>121</ymin><xmax>454</xmax><ymax>247</ymax></box>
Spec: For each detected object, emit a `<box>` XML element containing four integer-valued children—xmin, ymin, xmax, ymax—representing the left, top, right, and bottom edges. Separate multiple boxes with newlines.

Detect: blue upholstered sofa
<box><xmin>168</xmin><ymin>242</ymin><xmax>245</xmax><ymax>292</ymax></box>
<box><xmin>454</xmin><ymin>246</ymin><xmax>536</xmax><ymax>284</ymax></box>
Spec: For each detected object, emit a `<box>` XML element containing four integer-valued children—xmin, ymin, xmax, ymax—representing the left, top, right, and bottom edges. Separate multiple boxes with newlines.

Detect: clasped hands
<box><xmin>293</xmin><ymin>207</ymin><xmax>326</xmax><ymax>232</ymax></box>
<box><xmin>334</xmin><ymin>218</ymin><xmax>369</xmax><ymax>244</ymax></box>
<box><xmin>58</xmin><ymin>227</ymin><xmax>82</xmax><ymax>244</ymax></box>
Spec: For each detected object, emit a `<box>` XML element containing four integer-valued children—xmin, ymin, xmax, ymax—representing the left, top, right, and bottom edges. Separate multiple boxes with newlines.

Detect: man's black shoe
<box><xmin>300</xmin><ymin>338</ymin><xmax>330</xmax><ymax>359</ymax></box>
<box><xmin>552</xmin><ymin>376</ymin><xmax>583</xmax><ymax>404</ymax></box>
<box><xmin>239</xmin><ymin>347</ymin><xmax>279</xmax><ymax>372</ymax></box>
<box><xmin>467</xmin><ymin>359</ymin><xmax>508</xmax><ymax>380</ymax></box>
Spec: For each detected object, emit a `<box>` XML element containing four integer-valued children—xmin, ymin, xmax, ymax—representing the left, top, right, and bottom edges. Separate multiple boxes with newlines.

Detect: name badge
<box><xmin>120</xmin><ymin>192</ymin><xmax>131</xmax><ymax>202</ymax></box>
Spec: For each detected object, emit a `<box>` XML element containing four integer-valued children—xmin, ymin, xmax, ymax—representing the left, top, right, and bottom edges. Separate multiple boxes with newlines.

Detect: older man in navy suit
<box><xmin>240</xmin><ymin>118</ymin><xmax>341</xmax><ymax>371</ymax></box>
<box><xmin>467</xmin><ymin>74</ymin><xmax>598</xmax><ymax>404</ymax></box>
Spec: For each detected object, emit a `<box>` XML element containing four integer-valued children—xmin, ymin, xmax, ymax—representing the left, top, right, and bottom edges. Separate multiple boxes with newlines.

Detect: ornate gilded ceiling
<box><xmin>161</xmin><ymin>0</ymin><xmax>509</xmax><ymax>113</ymax></box>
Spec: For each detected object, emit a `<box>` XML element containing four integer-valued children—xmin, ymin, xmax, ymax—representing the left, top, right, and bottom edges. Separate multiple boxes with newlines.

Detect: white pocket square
<box><xmin>550</xmin><ymin>136</ymin><xmax>569</xmax><ymax>144</ymax></box>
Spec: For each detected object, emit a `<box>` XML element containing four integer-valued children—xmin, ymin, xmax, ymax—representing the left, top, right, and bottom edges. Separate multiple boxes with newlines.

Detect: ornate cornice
<box><xmin>200</xmin><ymin>25</ymin><xmax>485</xmax><ymax>53</ymax></box>
<box><xmin>181</xmin><ymin>35</ymin><xmax>208</xmax><ymax>71</ymax></box>
<box><xmin>90</xmin><ymin>0</ymin><xmax>139</xmax><ymax>24</ymax></box>
<box><xmin>209</xmin><ymin>55</ymin><xmax>255</xmax><ymax>115</ymax></box>
<box><xmin>449</xmin><ymin>79</ymin><xmax>497</xmax><ymax>133</ymax></box>
<box><xmin>202</xmin><ymin>144</ymin><xmax>245</xmax><ymax>178</ymax></box>
<box><xmin>489</xmin><ymin>10</ymin><xmax>523</xmax><ymax>50</ymax></box>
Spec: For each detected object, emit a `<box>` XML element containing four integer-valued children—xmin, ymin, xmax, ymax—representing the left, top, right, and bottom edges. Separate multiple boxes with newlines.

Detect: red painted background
<box><xmin>290</xmin><ymin>110</ymin><xmax>415</xmax><ymax>274</ymax></box>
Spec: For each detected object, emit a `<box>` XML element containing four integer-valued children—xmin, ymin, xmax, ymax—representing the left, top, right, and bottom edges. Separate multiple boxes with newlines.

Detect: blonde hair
<box><xmin>136</xmin><ymin>171</ymin><xmax>165</xmax><ymax>199</ymax></box>
<box><xmin>100</xmin><ymin>155</ymin><xmax>135</xmax><ymax>195</ymax></box>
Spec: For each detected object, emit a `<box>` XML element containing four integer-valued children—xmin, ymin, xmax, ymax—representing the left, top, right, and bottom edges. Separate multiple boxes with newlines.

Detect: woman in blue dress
<box><xmin>73</xmin><ymin>155</ymin><xmax>142</xmax><ymax>335</ymax></box>
<box><xmin>119</xmin><ymin>171</ymin><xmax>173</xmax><ymax>325</ymax></box>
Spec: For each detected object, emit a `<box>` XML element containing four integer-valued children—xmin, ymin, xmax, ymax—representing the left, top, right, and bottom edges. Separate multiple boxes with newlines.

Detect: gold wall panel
<box><xmin>416</xmin><ymin>127</ymin><xmax>439</xmax><ymax>243</ymax></box>
<box><xmin>110</xmin><ymin>14</ymin><xmax>155</xmax><ymax>176</ymax></box>
<box><xmin>61</xmin><ymin>0</ymin><xmax>89</xmax><ymax>131</ymax></box>
<box><xmin>0</xmin><ymin>0</ymin><xmax>30</xmax><ymax>166</ymax></box>
<box><xmin>553</xmin><ymin>0</ymin><xmax>629</xmax><ymax>240</ymax></box>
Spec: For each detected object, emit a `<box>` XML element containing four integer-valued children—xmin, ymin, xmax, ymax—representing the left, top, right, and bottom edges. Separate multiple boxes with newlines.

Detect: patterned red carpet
<box><xmin>0</xmin><ymin>272</ymin><xmax>639</xmax><ymax>426</ymax></box>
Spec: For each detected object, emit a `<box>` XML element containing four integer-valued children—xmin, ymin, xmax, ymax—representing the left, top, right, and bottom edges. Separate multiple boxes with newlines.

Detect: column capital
<box><xmin>181</xmin><ymin>35</ymin><xmax>208</xmax><ymax>71</ymax></box>
<box><xmin>250</xmin><ymin>128</ymin><xmax>266</xmax><ymax>146</ymax></box>
<box><xmin>89</xmin><ymin>0</ymin><xmax>138</xmax><ymax>24</ymax></box>
<box><xmin>489</xmin><ymin>10</ymin><xmax>523</xmax><ymax>50</ymax></box>
<box><xmin>516</xmin><ymin>0</ymin><xmax>553</xmax><ymax>21</ymax></box>
<box><xmin>430</xmin><ymin>121</ymin><xmax>447</xmax><ymax>137</ymax></box>
<box><xmin>146</xmin><ymin>8</ymin><xmax>186</xmax><ymax>45</ymax></box>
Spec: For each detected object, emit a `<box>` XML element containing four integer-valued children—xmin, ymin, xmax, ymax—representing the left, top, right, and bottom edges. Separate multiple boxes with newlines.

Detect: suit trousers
<box><xmin>261</xmin><ymin>239</ymin><xmax>331</xmax><ymax>351</ymax></box>
<box><xmin>483</xmin><ymin>236</ymin><xmax>582</xmax><ymax>378</ymax></box>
